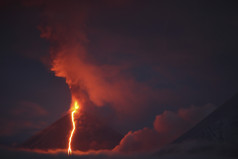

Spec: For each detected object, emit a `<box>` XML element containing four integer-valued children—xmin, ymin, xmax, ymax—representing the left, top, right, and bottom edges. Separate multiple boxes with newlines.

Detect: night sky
<box><xmin>0</xmin><ymin>0</ymin><xmax>238</xmax><ymax>157</ymax></box>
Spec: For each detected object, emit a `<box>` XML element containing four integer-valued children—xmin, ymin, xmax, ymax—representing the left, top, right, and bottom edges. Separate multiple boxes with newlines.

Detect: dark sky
<box><xmin>0</xmin><ymin>0</ymin><xmax>238</xmax><ymax>147</ymax></box>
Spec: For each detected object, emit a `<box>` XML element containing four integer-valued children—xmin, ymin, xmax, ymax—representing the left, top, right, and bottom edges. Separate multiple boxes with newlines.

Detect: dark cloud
<box><xmin>11</xmin><ymin>101</ymin><xmax>48</xmax><ymax>117</ymax></box>
<box><xmin>0</xmin><ymin>100</ymin><xmax>48</xmax><ymax>137</ymax></box>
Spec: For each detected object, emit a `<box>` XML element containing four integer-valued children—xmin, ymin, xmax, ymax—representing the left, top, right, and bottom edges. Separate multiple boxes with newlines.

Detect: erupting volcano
<box><xmin>20</xmin><ymin>95</ymin><xmax>123</xmax><ymax>153</ymax></box>
<box><xmin>21</xmin><ymin>103</ymin><xmax>123</xmax><ymax>152</ymax></box>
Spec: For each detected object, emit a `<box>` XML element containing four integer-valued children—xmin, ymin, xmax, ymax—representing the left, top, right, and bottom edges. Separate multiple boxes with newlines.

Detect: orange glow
<box><xmin>68</xmin><ymin>100</ymin><xmax>80</xmax><ymax>155</ymax></box>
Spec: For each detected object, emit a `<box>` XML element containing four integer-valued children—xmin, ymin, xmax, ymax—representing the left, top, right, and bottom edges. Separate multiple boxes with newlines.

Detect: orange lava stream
<box><xmin>68</xmin><ymin>101</ymin><xmax>80</xmax><ymax>155</ymax></box>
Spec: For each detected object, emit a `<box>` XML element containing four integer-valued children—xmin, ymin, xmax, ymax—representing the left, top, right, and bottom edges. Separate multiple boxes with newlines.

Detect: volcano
<box><xmin>20</xmin><ymin>111</ymin><xmax>123</xmax><ymax>151</ymax></box>
<box><xmin>174</xmin><ymin>93</ymin><xmax>238</xmax><ymax>145</ymax></box>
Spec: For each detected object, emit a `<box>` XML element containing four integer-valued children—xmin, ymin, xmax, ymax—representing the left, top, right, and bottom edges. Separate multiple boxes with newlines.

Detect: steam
<box><xmin>114</xmin><ymin>104</ymin><xmax>216</xmax><ymax>153</ymax></box>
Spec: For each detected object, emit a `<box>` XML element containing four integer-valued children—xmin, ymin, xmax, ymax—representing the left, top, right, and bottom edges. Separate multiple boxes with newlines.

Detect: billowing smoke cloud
<box><xmin>113</xmin><ymin>128</ymin><xmax>161</xmax><ymax>153</ymax></box>
<box><xmin>114</xmin><ymin>104</ymin><xmax>216</xmax><ymax>154</ymax></box>
<box><xmin>23</xmin><ymin>0</ymin><xmax>155</xmax><ymax>119</ymax></box>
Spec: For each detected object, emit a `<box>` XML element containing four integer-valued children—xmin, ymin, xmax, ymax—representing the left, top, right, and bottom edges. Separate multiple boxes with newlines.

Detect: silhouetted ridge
<box><xmin>174</xmin><ymin>92</ymin><xmax>238</xmax><ymax>145</ymax></box>
<box><xmin>20</xmin><ymin>112</ymin><xmax>123</xmax><ymax>151</ymax></box>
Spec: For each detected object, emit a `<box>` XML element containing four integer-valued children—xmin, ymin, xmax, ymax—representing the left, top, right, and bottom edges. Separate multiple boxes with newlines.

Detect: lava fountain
<box><xmin>68</xmin><ymin>99</ymin><xmax>81</xmax><ymax>155</ymax></box>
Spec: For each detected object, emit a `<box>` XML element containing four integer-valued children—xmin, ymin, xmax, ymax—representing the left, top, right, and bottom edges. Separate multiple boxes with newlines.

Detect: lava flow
<box><xmin>68</xmin><ymin>100</ymin><xmax>80</xmax><ymax>155</ymax></box>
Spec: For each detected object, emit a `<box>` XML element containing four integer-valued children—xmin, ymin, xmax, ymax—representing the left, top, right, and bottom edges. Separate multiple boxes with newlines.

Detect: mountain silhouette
<box><xmin>20</xmin><ymin>111</ymin><xmax>123</xmax><ymax>151</ymax></box>
<box><xmin>174</xmin><ymin>93</ymin><xmax>238</xmax><ymax>145</ymax></box>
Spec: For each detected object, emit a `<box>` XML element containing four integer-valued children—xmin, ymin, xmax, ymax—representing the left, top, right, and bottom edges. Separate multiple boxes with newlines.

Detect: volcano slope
<box><xmin>174</xmin><ymin>93</ymin><xmax>238</xmax><ymax>145</ymax></box>
<box><xmin>20</xmin><ymin>111</ymin><xmax>123</xmax><ymax>151</ymax></box>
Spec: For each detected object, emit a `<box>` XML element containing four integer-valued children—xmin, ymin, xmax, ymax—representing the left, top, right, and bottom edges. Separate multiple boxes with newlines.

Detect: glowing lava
<box><xmin>68</xmin><ymin>100</ymin><xmax>80</xmax><ymax>155</ymax></box>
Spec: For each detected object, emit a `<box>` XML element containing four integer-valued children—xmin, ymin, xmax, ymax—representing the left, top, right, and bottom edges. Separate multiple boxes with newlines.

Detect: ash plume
<box><xmin>24</xmin><ymin>0</ymin><xmax>155</xmax><ymax>119</ymax></box>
